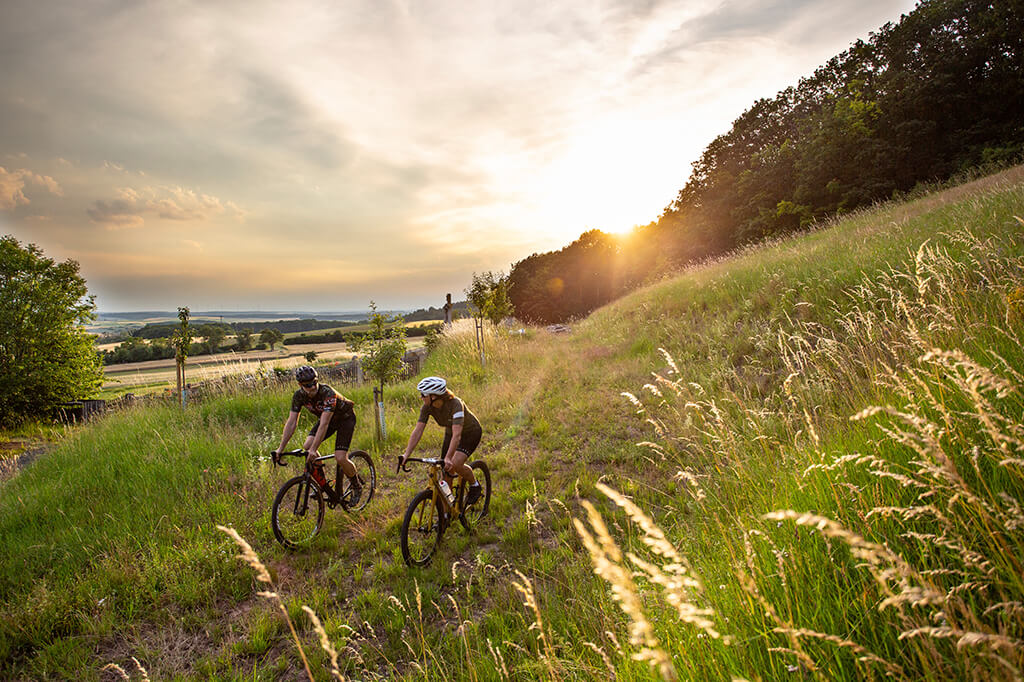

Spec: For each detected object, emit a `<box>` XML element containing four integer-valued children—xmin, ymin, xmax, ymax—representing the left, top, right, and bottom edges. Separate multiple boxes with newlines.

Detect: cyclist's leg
<box><xmin>440</xmin><ymin>432</ymin><xmax>457</xmax><ymax>484</ymax></box>
<box><xmin>447</xmin><ymin>450</ymin><xmax>474</xmax><ymax>483</ymax></box>
<box><xmin>447</xmin><ymin>428</ymin><xmax>481</xmax><ymax>484</ymax></box>
<box><xmin>332</xmin><ymin>411</ymin><xmax>357</xmax><ymax>478</ymax></box>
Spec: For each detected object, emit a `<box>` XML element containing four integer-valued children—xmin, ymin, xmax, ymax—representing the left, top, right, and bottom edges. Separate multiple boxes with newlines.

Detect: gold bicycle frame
<box><xmin>418</xmin><ymin>462</ymin><xmax>468</xmax><ymax>527</ymax></box>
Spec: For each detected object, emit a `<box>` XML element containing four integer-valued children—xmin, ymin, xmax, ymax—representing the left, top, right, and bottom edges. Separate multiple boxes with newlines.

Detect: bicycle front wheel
<box><xmin>338</xmin><ymin>450</ymin><xmax>375</xmax><ymax>512</ymax></box>
<box><xmin>459</xmin><ymin>460</ymin><xmax>492</xmax><ymax>531</ymax></box>
<box><xmin>271</xmin><ymin>475</ymin><xmax>325</xmax><ymax>549</ymax></box>
<box><xmin>400</xmin><ymin>489</ymin><xmax>443</xmax><ymax>567</ymax></box>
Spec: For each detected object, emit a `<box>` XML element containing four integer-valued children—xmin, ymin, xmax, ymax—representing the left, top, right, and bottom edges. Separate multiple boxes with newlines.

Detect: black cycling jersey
<box><xmin>418</xmin><ymin>395</ymin><xmax>481</xmax><ymax>437</ymax></box>
<box><xmin>291</xmin><ymin>383</ymin><xmax>354</xmax><ymax>421</ymax></box>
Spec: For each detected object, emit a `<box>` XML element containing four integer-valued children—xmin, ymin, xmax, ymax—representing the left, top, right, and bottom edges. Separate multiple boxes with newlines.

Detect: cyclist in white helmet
<box><xmin>399</xmin><ymin>376</ymin><xmax>483</xmax><ymax>505</ymax></box>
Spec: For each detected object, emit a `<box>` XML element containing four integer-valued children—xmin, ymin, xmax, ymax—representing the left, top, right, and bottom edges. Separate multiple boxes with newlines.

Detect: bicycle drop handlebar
<box><xmin>271</xmin><ymin>449</ymin><xmax>334</xmax><ymax>467</ymax></box>
<box><xmin>397</xmin><ymin>456</ymin><xmax>442</xmax><ymax>473</ymax></box>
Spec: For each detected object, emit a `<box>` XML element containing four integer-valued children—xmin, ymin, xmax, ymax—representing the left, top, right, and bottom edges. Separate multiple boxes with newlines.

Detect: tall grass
<box><xmin>587</xmin><ymin>182</ymin><xmax>1024</xmax><ymax>677</ymax></box>
<box><xmin>2</xmin><ymin>167</ymin><xmax>1023</xmax><ymax>679</ymax></box>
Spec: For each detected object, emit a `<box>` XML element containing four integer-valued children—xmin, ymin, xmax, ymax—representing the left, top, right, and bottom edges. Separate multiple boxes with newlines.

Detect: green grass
<box><xmin>3</xmin><ymin>166</ymin><xmax>1024</xmax><ymax>679</ymax></box>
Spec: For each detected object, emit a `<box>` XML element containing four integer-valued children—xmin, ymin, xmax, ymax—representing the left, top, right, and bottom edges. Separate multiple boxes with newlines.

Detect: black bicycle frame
<box><xmin>277</xmin><ymin>449</ymin><xmax>339</xmax><ymax>508</ymax></box>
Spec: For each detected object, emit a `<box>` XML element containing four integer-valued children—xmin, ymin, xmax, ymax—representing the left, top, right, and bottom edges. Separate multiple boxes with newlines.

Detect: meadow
<box><xmin>1</xmin><ymin>166</ymin><xmax>1023</xmax><ymax>680</ymax></box>
<box><xmin>99</xmin><ymin>337</ymin><xmax>429</xmax><ymax>399</ymax></box>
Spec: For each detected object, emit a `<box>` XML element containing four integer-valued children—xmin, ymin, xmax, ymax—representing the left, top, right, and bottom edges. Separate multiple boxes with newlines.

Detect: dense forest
<box><xmin>509</xmin><ymin>0</ymin><xmax>1023</xmax><ymax>323</ymax></box>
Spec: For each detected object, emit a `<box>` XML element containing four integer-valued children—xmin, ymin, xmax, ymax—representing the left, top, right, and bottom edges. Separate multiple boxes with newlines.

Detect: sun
<box><xmin>528</xmin><ymin>116</ymin><xmax>683</xmax><ymax>240</ymax></box>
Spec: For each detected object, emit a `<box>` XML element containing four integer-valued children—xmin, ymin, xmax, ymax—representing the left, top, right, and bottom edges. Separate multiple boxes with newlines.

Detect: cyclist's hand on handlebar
<box><xmin>306</xmin><ymin>451</ymin><xmax>319</xmax><ymax>468</ymax></box>
<box><xmin>270</xmin><ymin>450</ymin><xmax>282</xmax><ymax>467</ymax></box>
<box><xmin>396</xmin><ymin>455</ymin><xmax>406</xmax><ymax>474</ymax></box>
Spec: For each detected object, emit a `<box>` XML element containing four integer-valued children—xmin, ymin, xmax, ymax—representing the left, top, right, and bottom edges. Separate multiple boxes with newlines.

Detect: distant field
<box><xmin>96</xmin><ymin>320</ymin><xmax>441</xmax><ymax>392</ymax></box>
<box><xmin>87</xmin><ymin>310</ymin><xmax>433</xmax><ymax>337</ymax></box>
<box><xmin>281</xmin><ymin>318</ymin><xmax>440</xmax><ymax>339</ymax></box>
<box><xmin>99</xmin><ymin>338</ymin><xmax>425</xmax><ymax>398</ymax></box>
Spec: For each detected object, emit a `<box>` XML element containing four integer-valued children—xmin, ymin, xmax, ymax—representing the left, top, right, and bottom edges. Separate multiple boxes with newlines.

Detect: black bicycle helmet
<box><xmin>294</xmin><ymin>365</ymin><xmax>318</xmax><ymax>383</ymax></box>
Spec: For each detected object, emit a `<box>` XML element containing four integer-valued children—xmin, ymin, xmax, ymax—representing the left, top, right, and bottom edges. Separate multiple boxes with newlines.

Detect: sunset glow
<box><xmin>1</xmin><ymin>0</ymin><xmax>917</xmax><ymax>310</ymax></box>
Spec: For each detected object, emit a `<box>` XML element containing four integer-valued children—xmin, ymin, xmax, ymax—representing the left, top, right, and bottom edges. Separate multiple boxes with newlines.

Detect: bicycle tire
<box><xmin>337</xmin><ymin>450</ymin><xmax>376</xmax><ymax>512</ymax></box>
<box><xmin>400</xmin><ymin>489</ymin><xmax>443</xmax><ymax>567</ymax></box>
<box><xmin>271</xmin><ymin>475</ymin><xmax>325</xmax><ymax>549</ymax></box>
<box><xmin>459</xmin><ymin>460</ymin><xmax>491</xmax><ymax>531</ymax></box>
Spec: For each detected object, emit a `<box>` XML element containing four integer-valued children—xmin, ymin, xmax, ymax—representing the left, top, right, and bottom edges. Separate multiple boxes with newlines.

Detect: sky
<box><xmin>1</xmin><ymin>0</ymin><xmax>918</xmax><ymax>312</ymax></box>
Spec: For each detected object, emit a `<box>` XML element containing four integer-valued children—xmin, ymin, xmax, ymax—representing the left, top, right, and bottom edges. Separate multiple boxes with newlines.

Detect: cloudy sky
<box><xmin>1</xmin><ymin>0</ymin><xmax>917</xmax><ymax>312</ymax></box>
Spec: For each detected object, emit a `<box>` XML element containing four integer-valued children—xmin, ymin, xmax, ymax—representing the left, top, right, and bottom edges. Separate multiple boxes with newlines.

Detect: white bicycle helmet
<box><xmin>416</xmin><ymin>376</ymin><xmax>447</xmax><ymax>395</ymax></box>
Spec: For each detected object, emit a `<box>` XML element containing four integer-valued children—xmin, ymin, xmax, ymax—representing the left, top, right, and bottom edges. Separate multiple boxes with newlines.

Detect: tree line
<box><xmin>508</xmin><ymin>0</ymin><xmax>1024</xmax><ymax>323</ymax></box>
<box><xmin>125</xmin><ymin>317</ymin><xmax>362</xmax><ymax>340</ymax></box>
<box><xmin>111</xmin><ymin>307</ymin><xmax>458</xmax><ymax>344</ymax></box>
<box><xmin>101</xmin><ymin>322</ymin><xmax>444</xmax><ymax>365</ymax></box>
<box><xmin>100</xmin><ymin>326</ymin><xmax>287</xmax><ymax>365</ymax></box>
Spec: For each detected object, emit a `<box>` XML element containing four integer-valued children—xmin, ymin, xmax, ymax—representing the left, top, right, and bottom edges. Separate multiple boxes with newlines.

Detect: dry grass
<box><xmin>216</xmin><ymin>524</ymin><xmax>317</xmax><ymax>681</ymax></box>
<box><xmin>573</xmin><ymin>481</ymin><xmax>732</xmax><ymax>680</ymax></box>
<box><xmin>618</xmin><ymin>214</ymin><xmax>1024</xmax><ymax>678</ymax></box>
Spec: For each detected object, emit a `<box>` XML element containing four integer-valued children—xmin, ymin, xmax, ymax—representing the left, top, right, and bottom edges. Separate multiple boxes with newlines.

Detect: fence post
<box><xmin>475</xmin><ymin>318</ymin><xmax>486</xmax><ymax>368</ymax></box>
<box><xmin>373</xmin><ymin>386</ymin><xmax>387</xmax><ymax>441</ymax></box>
<box><xmin>355</xmin><ymin>356</ymin><xmax>364</xmax><ymax>385</ymax></box>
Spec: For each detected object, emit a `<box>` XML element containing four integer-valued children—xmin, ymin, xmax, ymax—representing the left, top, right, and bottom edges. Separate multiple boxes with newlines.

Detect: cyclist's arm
<box><xmin>276</xmin><ymin>410</ymin><xmax>300</xmax><ymax>453</ymax></box>
<box><xmin>308</xmin><ymin>409</ymin><xmax>333</xmax><ymax>455</ymax></box>
<box><xmin>443</xmin><ymin>423</ymin><xmax>463</xmax><ymax>464</ymax></box>
<box><xmin>402</xmin><ymin>421</ymin><xmax>427</xmax><ymax>460</ymax></box>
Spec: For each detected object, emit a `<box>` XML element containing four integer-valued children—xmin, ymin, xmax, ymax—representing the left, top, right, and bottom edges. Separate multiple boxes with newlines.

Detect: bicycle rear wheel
<box><xmin>337</xmin><ymin>450</ymin><xmax>375</xmax><ymax>512</ymax></box>
<box><xmin>459</xmin><ymin>460</ymin><xmax>491</xmax><ymax>531</ymax></box>
<box><xmin>271</xmin><ymin>475</ymin><xmax>325</xmax><ymax>549</ymax></box>
<box><xmin>400</xmin><ymin>489</ymin><xmax>443</xmax><ymax>567</ymax></box>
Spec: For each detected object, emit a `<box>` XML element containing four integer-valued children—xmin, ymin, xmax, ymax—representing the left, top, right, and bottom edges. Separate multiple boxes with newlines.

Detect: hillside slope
<box><xmin>1</xmin><ymin>166</ymin><xmax>1023</xmax><ymax>680</ymax></box>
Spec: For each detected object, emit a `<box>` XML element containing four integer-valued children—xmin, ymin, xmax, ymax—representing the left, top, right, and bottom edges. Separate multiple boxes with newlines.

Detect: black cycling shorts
<box><xmin>441</xmin><ymin>427</ymin><xmax>481</xmax><ymax>458</ymax></box>
<box><xmin>308</xmin><ymin>409</ymin><xmax>356</xmax><ymax>452</ymax></box>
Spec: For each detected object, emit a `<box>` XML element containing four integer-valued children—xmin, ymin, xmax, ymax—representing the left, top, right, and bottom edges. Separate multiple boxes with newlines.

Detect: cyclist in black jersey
<box><xmin>399</xmin><ymin>376</ymin><xmax>483</xmax><ymax>505</ymax></box>
<box><xmin>272</xmin><ymin>365</ymin><xmax>363</xmax><ymax>503</ymax></box>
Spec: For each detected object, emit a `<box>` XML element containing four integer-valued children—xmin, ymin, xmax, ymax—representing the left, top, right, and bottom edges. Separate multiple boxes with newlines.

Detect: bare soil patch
<box><xmin>0</xmin><ymin>440</ymin><xmax>51</xmax><ymax>482</ymax></box>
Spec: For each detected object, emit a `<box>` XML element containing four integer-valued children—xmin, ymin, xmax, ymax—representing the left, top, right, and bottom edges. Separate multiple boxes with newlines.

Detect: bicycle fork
<box><xmin>294</xmin><ymin>477</ymin><xmax>325</xmax><ymax>516</ymax></box>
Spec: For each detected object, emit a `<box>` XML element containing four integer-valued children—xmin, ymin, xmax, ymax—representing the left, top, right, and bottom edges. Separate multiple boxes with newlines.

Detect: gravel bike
<box><xmin>270</xmin><ymin>449</ymin><xmax>376</xmax><ymax>549</ymax></box>
<box><xmin>397</xmin><ymin>455</ymin><xmax>491</xmax><ymax>567</ymax></box>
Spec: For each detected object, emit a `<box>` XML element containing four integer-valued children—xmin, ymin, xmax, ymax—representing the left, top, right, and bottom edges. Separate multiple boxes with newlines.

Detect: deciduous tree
<box><xmin>235</xmin><ymin>327</ymin><xmax>253</xmax><ymax>352</ymax></box>
<box><xmin>348</xmin><ymin>301</ymin><xmax>406</xmax><ymax>399</ymax></box>
<box><xmin>0</xmin><ymin>236</ymin><xmax>102</xmax><ymax>426</ymax></box>
<box><xmin>260</xmin><ymin>328</ymin><xmax>284</xmax><ymax>350</ymax></box>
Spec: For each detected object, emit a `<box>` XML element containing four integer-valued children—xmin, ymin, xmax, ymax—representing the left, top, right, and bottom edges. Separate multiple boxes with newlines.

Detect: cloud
<box><xmin>0</xmin><ymin>166</ymin><xmax>63</xmax><ymax>209</ymax></box>
<box><xmin>87</xmin><ymin>185</ymin><xmax>245</xmax><ymax>228</ymax></box>
<box><xmin>1</xmin><ymin>0</ymin><xmax>920</xmax><ymax>309</ymax></box>
<box><xmin>86</xmin><ymin>199</ymin><xmax>146</xmax><ymax>229</ymax></box>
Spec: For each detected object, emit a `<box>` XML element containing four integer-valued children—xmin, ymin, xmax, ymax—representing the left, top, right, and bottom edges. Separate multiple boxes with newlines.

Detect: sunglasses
<box><xmin>300</xmin><ymin>381</ymin><xmax>317</xmax><ymax>388</ymax></box>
